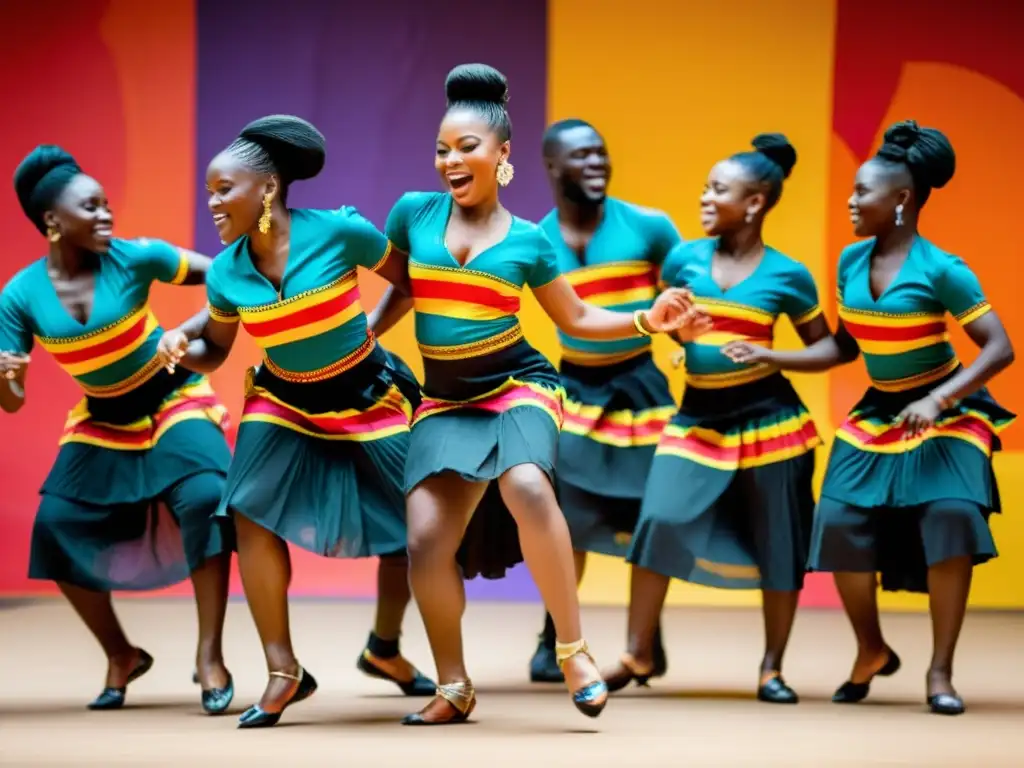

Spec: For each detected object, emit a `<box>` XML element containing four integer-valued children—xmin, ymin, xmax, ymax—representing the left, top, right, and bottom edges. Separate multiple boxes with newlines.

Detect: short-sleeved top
<box><xmin>0</xmin><ymin>237</ymin><xmax>190</xmax><ymax>397</ymax></box>
<box><xmin>837</xmin><ymin>236</ymin><xmax>992</xmax><ymax>392</ymax></box>
<box><xmin>385</xmin><ymin>191</ymin><xmax>560</xmax><ymax>363</ymax></box>
<box><xmin>660</xmin><ymin>238</ymin><xmax>822</xmax><ymax>389</ymax></box>
<box><xmin>206</xmin><ymin>207</ymin><xmax>393</xmax><ymax>382</ymax></box>
<box><xmin>538</xmin><ymin>197</ymin><xmax>682</xmax><ymax>365</ymax></box>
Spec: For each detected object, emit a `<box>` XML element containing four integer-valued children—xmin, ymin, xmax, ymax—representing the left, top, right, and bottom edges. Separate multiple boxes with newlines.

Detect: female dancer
<box><xmin>371</xmin><ymin>63</ymin><xmax>697</xmax><ymax>726</ymax></box>
<box><xmin>527</xmin><ymin>118</ymin><xmax>681</xmax><ymax>683</ymax></box>
<box><xmin>730</xmin><ymin>121</ymin><xmax>1014</xmax><ymax>715</ymax></box>
<box><xmin>0</xmin><ymin>145</ymin><xmax>234</xmax><ymax>714</ymax></box>
<box><xmin>162</xmin><ymin>114</ymin><xmax>434</xmax><ymax>729</ymax></box>
<box><xmin>604</xmin><ymin>135</ymin><xmax>829</xmax><ymax>704</ymax></box>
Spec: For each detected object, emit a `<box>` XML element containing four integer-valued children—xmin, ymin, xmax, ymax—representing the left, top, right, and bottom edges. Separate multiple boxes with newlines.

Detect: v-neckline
<box><xmin>866</xmin><ymin>235</ymin><xmax>917</xmax><ymax>304</ymax></box>
<box><xmin>708</xmin><ymin>239</ymin><xmax>768</xmax><ymax>296</ymax></box>
<box><xmin>42</xmin><ymin>256</ymin><xmax>101</xmax><ymax>328</ymax></box>
<box><xmin>552</xmin><ymin>204</ymin><xmax>608</xmax><ymax>268</ymax></box>
<box><xmin>442</xmin><ymin>195</ymin><xmax>514</xmax><ymax>270</ymax></box>
<box><xmin>245</xmin><ymin>209</ymin><xmax>296</xmax><ymax>300</ymax></box>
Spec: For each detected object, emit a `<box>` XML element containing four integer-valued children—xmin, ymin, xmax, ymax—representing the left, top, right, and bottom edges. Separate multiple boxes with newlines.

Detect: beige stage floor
<box><xmin>1</xmin><ymin>600</ymin><xmax>1022</xmax><ymax>766</ymax></box>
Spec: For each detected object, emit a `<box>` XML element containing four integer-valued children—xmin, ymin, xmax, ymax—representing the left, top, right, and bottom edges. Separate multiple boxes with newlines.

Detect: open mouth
<box><xmin>212</xmin><ymin>213</ymin><xmax>229</xmax><ymax>227</ymax></box>
<box><xmin>93</xmin><ymin>226</ymin><xmax>113</xmax><ymax>238</ymax></box>
<box><xmin>447</xmin><ymin>173</ymin><xmax>472</xmax><ymax>191</ymax></box>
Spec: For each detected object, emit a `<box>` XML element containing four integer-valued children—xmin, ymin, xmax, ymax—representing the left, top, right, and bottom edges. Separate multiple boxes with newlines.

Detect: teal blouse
<box><xmin>0</xmin><ymin>237</ymin><xmax>190</xmax><ymax>397</ymax></box>
<box><xmin>538</xmin><ymin>197</ymin><xmax>681</xmax><ymax>364</ymax></box>
<box><xmin>206</xmin><ymin>207</ymin><xmax>393</xmax><ymax>382</ymax></box>
<box><xmin>660</xmin><ymin>238</ymin><xmax>822</xmax><ymax>389</ymax></box>
<box><xmin>837</xmin><ymin>236</ymin><xmax>992</xmax><ymax>392</ymax></box>
<box><xmin>385</xmin><ymin>191</ymin><xmax>560</xmax><ymax>362</ymax></box>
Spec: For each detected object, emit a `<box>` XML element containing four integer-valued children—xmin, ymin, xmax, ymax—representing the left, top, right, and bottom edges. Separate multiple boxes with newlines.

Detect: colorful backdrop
<box><xmin>1</xmin><ymin>0</ymin><xmax>1021</xmax><ymax>611</ymax></box>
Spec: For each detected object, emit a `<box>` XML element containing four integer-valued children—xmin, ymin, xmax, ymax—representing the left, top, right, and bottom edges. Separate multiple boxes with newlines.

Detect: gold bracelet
<box><xmin>633</xmin><ymin>309</ymin><xmax>652</xmax><ymax>337</ymax></box>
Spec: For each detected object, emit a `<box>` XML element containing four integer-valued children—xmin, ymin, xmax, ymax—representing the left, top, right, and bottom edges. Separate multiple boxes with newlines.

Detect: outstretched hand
<box><xmin>0</xmin><ymin>351</ymin><xmax>30</xmax><ymax>381</ymax></box>
<box><xmin>643</xmin><ymin>288</ymin><xmax>696</xmax><ymax>333</ymax></box>
<box><xmin>157</xmin><ymin>330</ymin><xmax>189</xmax><ymax>374</ymax></box>
<box><xmin>721</xmin><ymin>340</ymin><xmax>774</xmax><ymax>365</ymax></box>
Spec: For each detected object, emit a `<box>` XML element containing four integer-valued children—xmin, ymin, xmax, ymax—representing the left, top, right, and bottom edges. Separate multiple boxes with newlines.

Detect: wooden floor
<box><xmin>1</xmin><ymin>599</ymin><xmax>1022</xmax><ymax>766</ymax></box>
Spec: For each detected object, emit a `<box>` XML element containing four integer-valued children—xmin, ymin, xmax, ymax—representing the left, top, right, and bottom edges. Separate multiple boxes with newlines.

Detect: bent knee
<box><xmin>497</xmin><ymin>464</ymin><xmax>555</xmax><ymax>514</ymax></box>
<box><xmin>169</xmin><ymin>472</ymin><xmax>225</xmax><ymax>519</ymax></box>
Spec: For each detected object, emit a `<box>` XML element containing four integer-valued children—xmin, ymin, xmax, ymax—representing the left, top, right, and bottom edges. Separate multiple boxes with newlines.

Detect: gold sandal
<box><xmin>400</xmin><ymin>679</ymin><xmax>476</xmax><ymax>726</ymax></box>
<box><xmin>556</xmin><ymin>639</ymin><xmax>609</xmax><ymax>718</ymax></box>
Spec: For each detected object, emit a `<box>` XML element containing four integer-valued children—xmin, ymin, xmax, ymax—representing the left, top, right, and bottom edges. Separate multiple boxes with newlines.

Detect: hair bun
<box><xmin>445</xmin><ymin>63</ymin><xmax>509</xmax><ymax>107</ymax></box>
<box><xmin>239</xmin><ymin>115</ymin><xmax>326</xmax><ymax>183</ymax></box>
<box><xmin>13</xmin><ymin>144</ymin><xmax>82</xmax><ymax>234</ymax></box>
<box><xmin>751</xmin><ymin>133</ymin><xmax>797</xmax><ymax>179</ymax></box>
<box><xmin>878</xmin><ymin>119</ymin><xmax>956</xmax><ymax>190</ymax></box>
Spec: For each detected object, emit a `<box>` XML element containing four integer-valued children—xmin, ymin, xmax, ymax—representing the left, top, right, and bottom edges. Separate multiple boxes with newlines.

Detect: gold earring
<box><xmin>46</xmin><ymin>226</ymin><xmax>61</xmax><ymax>243</ymax></box>
<box><xmin>496</xmin><ymin>159</ymin><xmax>514</xmax><ymax>187</ymax></box>
<box><xmin>258</xmin><ymin>193</ymin><xmax>273</xmax><ymax>234</ymax></box>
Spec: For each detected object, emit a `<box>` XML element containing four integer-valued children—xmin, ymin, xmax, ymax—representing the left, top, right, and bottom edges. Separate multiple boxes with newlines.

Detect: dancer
<box><xmin>162</xmin><ymin>114</ymin><xmax>434</xmax><ymax>729</ymax></box>
<box><xmin>371</xmin><ymin>63</ymin><xmax>698</xmax><ymax>726</ymax></box>
<box><xmin>605</xmin><ymin>135</ymin><xmax>828</xmax><ymax>704</ymax></box>
<box><xmin>526</xmin><ymin>118</ymin><xmax>681</xmax><ymax>684</ymax></box>
<box><xmin>0</xmin><ymin>145</ymin><xmax>234</xmax><ymax>714</ymax></box>
<box><xmin>730</xmin><ymin>121</ymin><xmax>1014</xmax><ymax>715</ymax></box>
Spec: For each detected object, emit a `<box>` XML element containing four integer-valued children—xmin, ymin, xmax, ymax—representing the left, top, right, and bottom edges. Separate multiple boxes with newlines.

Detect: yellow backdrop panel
<box><xmin>547</xmin><ymin>0</ymin><xmax>838</xmax><ymax>607</ymax></box>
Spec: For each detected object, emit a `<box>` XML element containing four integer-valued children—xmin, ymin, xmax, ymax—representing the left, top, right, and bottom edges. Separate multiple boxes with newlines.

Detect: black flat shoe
<box><xmin>832</xmin><ymin>649</ymin><xmax>901</xmax><ymax>704</ymax></box>
<box><xmin>757</xmin><ymin>674</ymin><xmax>799</xmax><ymax>704</ymax></box>
<box><xmin>87</xmin><ymin>649</ymin><xmax>154</xmax><ymax>711</ymax></box>
<box><xmin>202</xmin><ymin>673</ymin><xmax>235</xmax><ymax>715</ymax></box>
<box><xmin>357</xmin><ymin>649</ymin><xmax>435</xmax><ymax>696</ymax></box>
<box><xmin>529</xmin><ymin>636</ymin><xmax>564</xmax><ymax>683</ymax></box>
<box><xmin>928</xmin><ymin>692</ymin><xmax>965</xmax><ymax>715</ymax></box>
<box><xmin>238</xmin><ymin>667</ymin><xmax>318</xmax><ymax>729</ymax></box>
<box><xmin>605</xmin><ymin>653</ymin><xmax>655</xmax><ymax>693</ymax></box>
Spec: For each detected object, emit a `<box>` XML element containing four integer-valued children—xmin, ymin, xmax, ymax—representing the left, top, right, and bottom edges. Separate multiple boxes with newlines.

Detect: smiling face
<box><xmin>547</xmin><ymin>125</ymin><xmax>610</xmax><ymax>204</ymax></box>
<box><xmin>44</xmin><ymin>174</ymin><xmax>114</xmax><ymax>252</ymax></box>
<box><xmin>698</xmin><ymin>160</ymin><xmax>764</xmax><ymax>235</ymax></box>
<box><xmin>848</xmin><ymin>158</ymin><xmax>911</xmax><ymax>238</ymax></box>
<box><xmin>435</xmin><ymin>107</ymin><xmax>509</xmax><ymax>208</ymax></box>
<box><xmin>205</xmin><ymin>150</ymin><xmax>277</xmax><ymax>244</ymax></box>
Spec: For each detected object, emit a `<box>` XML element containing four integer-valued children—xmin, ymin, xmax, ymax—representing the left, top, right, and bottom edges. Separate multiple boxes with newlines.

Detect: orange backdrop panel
<box><xmin>828</xmin><ymin>0</ymin><xmax>1024</xmax><ymax>608</ymax></box>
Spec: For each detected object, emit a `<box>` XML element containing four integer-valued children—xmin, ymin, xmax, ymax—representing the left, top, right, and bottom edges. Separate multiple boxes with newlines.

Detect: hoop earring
<box><xmin>895</xmin><ymin>203</ymin><xmax>904</xmax><ymax>227</ymax></box>
<box><xmin>46</xmin><ymin>226</ymin><xmax>61</xmax><ymax>243</ymax></box>
<box><xmin>258</xmin><ymin>193</ymin><xmax>274</xmax><ymax>234</ymax></box>
<box><xmin>496</xmin><ymin>159</ymin><xmax>514</xmax><ymax>187</ymax></box>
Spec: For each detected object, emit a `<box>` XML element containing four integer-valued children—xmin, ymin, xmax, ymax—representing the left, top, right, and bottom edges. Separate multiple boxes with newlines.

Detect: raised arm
<box><xmin>533</xmin><ymin>275</ymin><xmax>695</xmax><ymax>340</ymax></box>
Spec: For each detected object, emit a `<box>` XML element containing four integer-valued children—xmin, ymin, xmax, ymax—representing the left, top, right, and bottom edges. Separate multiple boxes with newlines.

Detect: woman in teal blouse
<box><xmin>370</xmin><ymin>64</ymin><xmax>698</xmax><ymax>727</ymax></box>
<box><xmin>163</xmin><ymin>115</ymin><xmax>433</xmax><ymax>729</ymax></box>
<box><xmin>604</xmin><ymin>136</ymin><xmax>833</xmax><ymax>705</ymax></box>
<box><xmin>0</xmin><ymin>146</ymin><xmax>234</xmax><ymax>714</ymax></box>
<box><xmin>728</xmin><ymin>121</ymin><xmax>1015</xmax><ymax>715</ymax></box>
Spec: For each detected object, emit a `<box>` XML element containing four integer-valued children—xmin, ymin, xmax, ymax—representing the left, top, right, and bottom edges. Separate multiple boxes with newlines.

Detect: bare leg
<box><xmin>760</xmin><ymin>589</ymin><xmax>800</xmax><ymax>679</ymax></box>
<box><xmin>57</xmin><ymin>581</ymin><xmax>143</xmax><ymax>687</ymax></box>
<box><xmin>233</xmin><ymin>512</ymin><xmax>301</xmax><ymax>711</ymax></box>
<box><xmin>360</xmin><ymin>553</ymin><xmax>431</xmax><ymax>687</ymax></box>
<box><xmin>403</xmin><ymin>473</ymin><xmax>487</xmax><ymax>723</ymax></box>
<box><xmin>189</xmin><ymin>553</ymin><xmax>231</xmax><ymax>690</ymax></box>
<box><xmin>833</xmin><ymin>572</ymin><xmax>893</xmax><ymax>683</ymax></box>
<box><xmin>498</xmin><ymin>465</ymin><xmax>606</xmax><ymax>709</ymax></box>
<box><xmin>601</xmin><ymin>564</ymin><xmax>669</xmax><ymax>689</ymax></box>
<box><xmin>926</xmin><ymin>556</ymin><xmax>972</xmax><ymax>700</ymax></box>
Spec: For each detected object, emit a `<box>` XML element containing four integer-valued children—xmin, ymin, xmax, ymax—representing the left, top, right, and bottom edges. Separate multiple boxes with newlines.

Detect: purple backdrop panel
<box><xmin>196</xmin><ymin>0</ymin><xmax>547</xmax><ymax>602</ymax></box>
